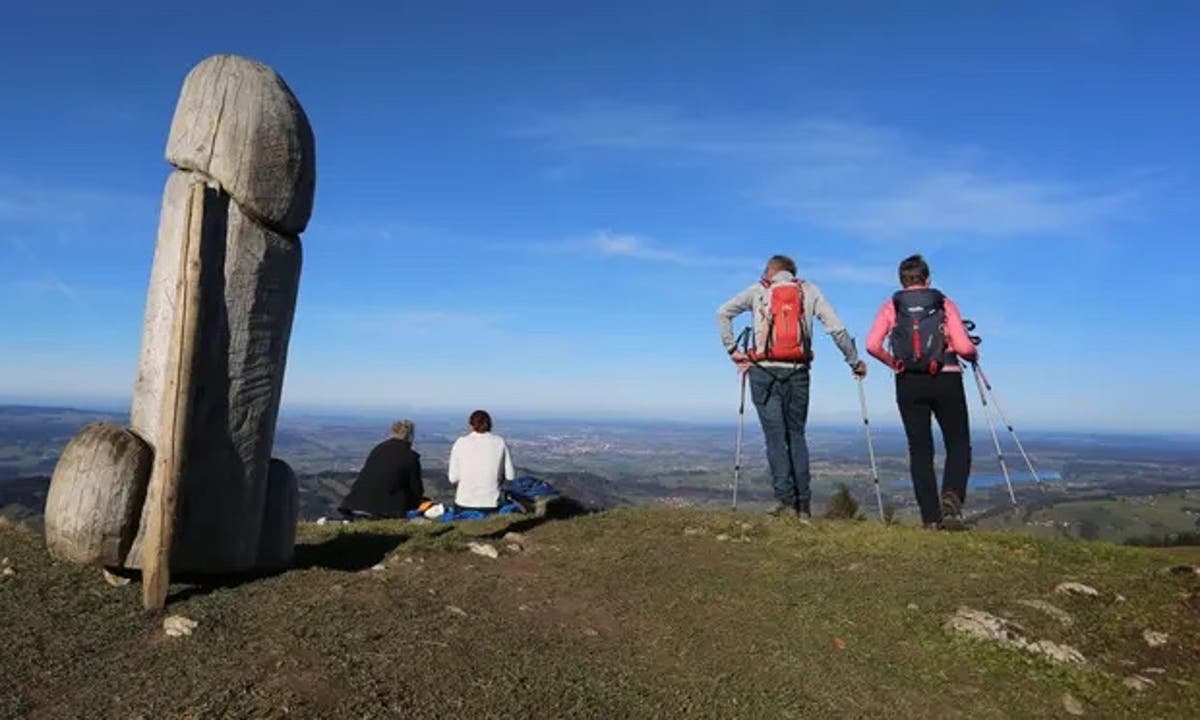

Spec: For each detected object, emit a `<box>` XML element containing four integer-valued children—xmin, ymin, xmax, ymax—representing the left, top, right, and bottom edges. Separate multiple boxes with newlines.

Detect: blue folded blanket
<box><xmin>507</xmin><ymin>476</ymin><xmax>559</xmax><ymax>499</ymax></box>
<box><xmin>430</xmin><ymin>502</ymin><xmax>524</xmax><ymax>522</ymax></box>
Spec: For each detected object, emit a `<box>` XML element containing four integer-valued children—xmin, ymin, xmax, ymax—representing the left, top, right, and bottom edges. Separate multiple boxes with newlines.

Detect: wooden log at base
<box><xmin>141</xmin><ymin>181</ymin><xmax>206</xmax><ymax>611</ymax></box>
<box><xmin>44</xmin><ymin>423</ymin><xmax>152</xmax><ymax>566</ymax></box>
<box><xmin>255</xmin><ymin>459</ymin><xmax>299</xmax><ymax>570</ymax></box>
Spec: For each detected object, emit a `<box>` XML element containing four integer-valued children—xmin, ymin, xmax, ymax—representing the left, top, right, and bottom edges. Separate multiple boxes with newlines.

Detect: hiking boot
<box><xmin>939</xmin><ymin>492</ymin><xmax>967</xmax><ymax>532</ymax></box>
<box><xmin>766</xmin><ymin>502</ymin><xmax>794</xmax><ymax>518</ymax></box>
<box><xmin>796</xmin><ymin>500</ymin><xmax>812</xmax><ymax>521</ymax></box>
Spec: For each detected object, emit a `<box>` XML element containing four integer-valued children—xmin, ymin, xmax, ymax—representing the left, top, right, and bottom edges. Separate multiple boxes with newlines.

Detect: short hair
<box><xmin>899</xmin><ymin>254</ymin><xmax>930</xmax><ymax>287</ymax></box>
<box><xmin>390</xmin><ymin>419</ymin><xmax>415</xmax><ymax>442</ymax></box>
<box><xmin>767</xmin><ymin>254</ymin><xmax>797</xmax><ymax>275</ymax></box>
<box><xmin>468</xmin><ymin>410</ymin><xmax>492</xmax><ymax>433</ymax></box>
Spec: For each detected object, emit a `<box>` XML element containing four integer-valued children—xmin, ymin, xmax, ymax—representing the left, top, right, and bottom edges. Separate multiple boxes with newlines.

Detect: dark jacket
<box><xmin>339</xmin><ymin>438</ymin><xmax>423</xmax><ymax>517</ymax></box>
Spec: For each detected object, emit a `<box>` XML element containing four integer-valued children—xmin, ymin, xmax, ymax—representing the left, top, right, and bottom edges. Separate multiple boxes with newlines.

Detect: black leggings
<box><xmin>896</xmin><ymin>372</ymin><xmax>972</xmax><ymax>524</ymax></box>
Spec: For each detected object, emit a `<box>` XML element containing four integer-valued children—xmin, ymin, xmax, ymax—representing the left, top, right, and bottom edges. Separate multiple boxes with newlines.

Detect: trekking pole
<box><xmin>972</xmin><ymin>361</ymin><xmax>1046</xmax><ymax>493</ymax></box>
<box><xmin>732</xmin><ymin>369</ymin><xmax>748</xmax><ymax>511</ymax></box>
<box><xmin>969</xmin><ymin>362</ymin><xmax>1017</xmax><ymax>505</ymax></box>
<box><xmin>730</xmin><ymin>326</ymin><xmax>754</xmax><ymax>511</ymax></box>
<box><xmin>855</xmin><ymin>376</ymin><xmax>886</xmax><ymax>522</ymax></box>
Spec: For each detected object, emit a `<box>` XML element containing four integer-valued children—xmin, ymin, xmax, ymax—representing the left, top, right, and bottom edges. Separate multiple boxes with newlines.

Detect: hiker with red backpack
<box><xmin>717</xmin><ymin>255</ymin><xmax>867</xmax><ymax>519</ymax></box>
<box><xmin>866</xmin><ymin>254</ymin><xmax>979</xmax><ymax>529</ymax></box>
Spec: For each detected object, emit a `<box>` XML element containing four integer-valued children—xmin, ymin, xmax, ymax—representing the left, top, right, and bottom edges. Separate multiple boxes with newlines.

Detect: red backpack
<box><xmin>749</xmin><ymin>279</ymin><xmax>810</xmax><ymax>363</ymax></box>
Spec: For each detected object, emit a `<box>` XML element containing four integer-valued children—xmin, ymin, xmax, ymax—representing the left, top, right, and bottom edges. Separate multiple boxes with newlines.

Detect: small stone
<box><xmin>582</xmin><ymin>628</ymin><xmax>599</xmax><ymax>637</ymax></box>
<box><xmin>1123</xmin><ymin>675</ymin><xmax>1155</xmax><ymax>692</ymax></box>
<box><xmin>518</xmin><ymin>604</ymin><xmax>531</xmax><ymax>612</ymax></box>
<box><xmin>163</xmin><ymin>615</ymin><xmax>198</xmax><ymax>638</ymax></box>
<box><xmin>316</xmin><ymin>517</ymin><xmax>328</xmax><ymax>526</ymax></box>
<box><xmin>1142</xmin><ymin>629</ymin><xmax>1169</xmax><ymax>648</ymax></box>
<box><xmin>1062</xmin><ymin>693</ymin><xmax>1085</xmax><ymax>716</ymax></box>
<box><xmin>1141</xmin><ymin>667</ymin><xmax>1167</xmax><ymax>675</ymax></box>
<box><xmin>683</xmin><ymin>527</ymin><xmax>703</xmax><ymax>536</ymax></box>
<box><xmin>506</xmin><ymin>544</ymin><xmax>523</xmax><ymax>554</ymax></box>
<box><xmin>740</xmin><ymin>522</ymin><xmax>753</xmax><ymax>532</ymax></box>
<box><xmin>906</xmin><ymin>603</ymin><xmax>920</xmax><ymax>611</ymax></box>
<box><xmin>1</xmin><ymin>557</ymin><xmax>9</xmax><ymax>565</ymax></box>
<box><xmin>1</xmin><ymin>566</ymin><xmax>14</xmax><ymax>578</ymax></box>
<box><xmin>847</xmin><ymin>563</ymin><xmax>864</xmax><ymax>572</ymax></box>
<box><xmin>1115</xmin><ymin>594</ymin><xmax>1127</xmax><ymax>603</ymax></box>
<box><xmin>1017</xmin><ymin>599</ymin><xmax>1074</xmax><ymax>627</ymax></box>
<box><xmin>715</xmin><ymin>534</ymin><xmax>730</xmax><ymax>542</ymax></box>
<box><xmin>502</xmin><ymin>531</ymin><xmax>527</xmax><ymax>545</ymax></box>
<box><xmin>102</xmin><ymin>569</ymin><xmax>131</xmax><ymax>587</ymax></box>
<box><xmin>1028</xmin><ymin>639</ymin><xmax>1086</xmax><ymax>665</ymax></box>
<box><xmin>445</xmin><ymin>605</ymin><xmax>468</xmax><ymax>617</ymax></box>
<box><xmin>370</xmin><ymin>563</ymin><xmax>386</xmax><ymax>572</ymax></box>
<box><xmin>468</xmin><ymin>542</ymin><xmax>499</xmax><ymax>559</ymax></box>
<box><xmin>1055</xmin><ymin>582</ymin><xmax>1100</xmax><ymax>598</ymax></box>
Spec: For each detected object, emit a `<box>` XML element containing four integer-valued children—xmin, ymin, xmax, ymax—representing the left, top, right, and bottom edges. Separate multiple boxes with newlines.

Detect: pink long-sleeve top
<box><xmin>866</xmin><ymin>287</ymin><xmax>978</xmax><ymax>372</ymax></box>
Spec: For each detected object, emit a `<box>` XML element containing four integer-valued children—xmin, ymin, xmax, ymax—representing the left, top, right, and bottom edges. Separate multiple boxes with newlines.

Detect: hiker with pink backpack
<box><xmin>717</xmin><ymin>255</ymin><xmax>868</xmax><ymax>519</ymax></box>
<box><xmin>866</xmin><ymin>254</ymin><xmax>979</xmax><ymax>530</ymax></box>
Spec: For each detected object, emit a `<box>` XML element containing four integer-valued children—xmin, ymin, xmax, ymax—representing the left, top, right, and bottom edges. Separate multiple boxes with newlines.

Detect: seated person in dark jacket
<box><xmin>339</xmin><ymin>420</ymin><xmax>424</xmax><ymax>519</ymax></box>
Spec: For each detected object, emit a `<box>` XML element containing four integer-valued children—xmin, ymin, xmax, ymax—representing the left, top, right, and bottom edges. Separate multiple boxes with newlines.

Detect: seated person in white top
<box><xmin>448</xmin><ymin>410</ymin><xmax>516</xmax><ymax>511</ymax></box>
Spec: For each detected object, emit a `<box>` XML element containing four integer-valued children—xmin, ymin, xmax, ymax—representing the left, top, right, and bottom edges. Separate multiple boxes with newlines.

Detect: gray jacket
<box><xmin>716</xmin><ymin>270</ymin><xmax>860</xmax><ymax>369</ymax></box>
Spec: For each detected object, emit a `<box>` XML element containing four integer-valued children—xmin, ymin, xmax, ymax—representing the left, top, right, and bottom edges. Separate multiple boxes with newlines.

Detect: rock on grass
<box><xmin>944</xmin><ymin>606</ymin><xmax>1085</xmax><ymax>665</ymax></box>
<box><xmin>1055</xmin><ymin>582</ymin><xmax>1100</xmax><ymax>598</ymax></box>
<box><xmin>163</xmin><ymin>615</ymin><xmax>198</xmax><ymax>638</ymax></box>
<box><xmin>468</xmin><ymin>542</ymin><xmax>499</xmax><ymax>559</ymax></box>
<box><xmin>1062</xmin><ymin>693</ymin><xmax>1085</xmax><ymax>716</ymax></box>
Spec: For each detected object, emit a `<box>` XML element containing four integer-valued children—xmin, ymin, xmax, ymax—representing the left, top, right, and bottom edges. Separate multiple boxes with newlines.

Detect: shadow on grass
<box><xmin>152</xmin><ymin>497</ymin><xmax>594</xmax><ymax>606</ymax></box>
<box><xmin>292</xmin><ymin>531</ymin><xmax>413</xmax><ymax>572</ymax></box>
<box><xmin>154</xmin><ymin>532</ymin><xmax>419</xmax><ymax>604</ymax></box>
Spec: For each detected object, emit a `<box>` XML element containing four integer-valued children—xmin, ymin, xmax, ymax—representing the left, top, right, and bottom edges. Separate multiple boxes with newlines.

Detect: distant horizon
<box><xmin>1</xmin><ymin>398</ymin><xmax>1195</xmax><ymax>439</ymax></box>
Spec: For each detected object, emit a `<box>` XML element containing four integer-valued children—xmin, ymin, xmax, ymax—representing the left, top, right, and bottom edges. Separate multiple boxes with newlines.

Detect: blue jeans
<box><xmin>749</xmin><ymin>366</ymin><xmax>811</xmax><ymax>507</ymax></box>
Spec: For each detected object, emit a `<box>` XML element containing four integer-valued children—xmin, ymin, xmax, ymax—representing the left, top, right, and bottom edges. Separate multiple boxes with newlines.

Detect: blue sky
<box><xmin>0</xmin><ymin>1</ymin><xmax>1196</xmax><ymax>431</ymax></box>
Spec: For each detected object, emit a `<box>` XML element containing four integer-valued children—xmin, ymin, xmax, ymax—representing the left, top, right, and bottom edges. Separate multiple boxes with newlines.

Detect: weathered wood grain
<box><xmin>44</xmin><ymin>423</ymin><xmax>152</xmax><ymax>566</ymax></box>
<box><xmin>129</xmin><ymin>174</ymin><xmax>301</xmax><ymax>574</ymax></box>
<box><xmin>165</xmin><ymin>54</ymin><xmax>315</xmax><ymax>235</ymax></box>
<box><xmin>142</xmin><ymin>180</ymin><xmax>206</xmax><ymax>611</ymax></box>
<box><xmin>256</xmin><ymin>458</ymin><xmax>299</xmax><ymax>570</ymax></box>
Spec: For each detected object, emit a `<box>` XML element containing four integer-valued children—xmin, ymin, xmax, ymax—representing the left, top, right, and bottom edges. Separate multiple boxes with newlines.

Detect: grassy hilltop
<box><xmin>2</xmin><ymin>510</ymin><xmax>1199</xmax><ymax>719</ymax></box>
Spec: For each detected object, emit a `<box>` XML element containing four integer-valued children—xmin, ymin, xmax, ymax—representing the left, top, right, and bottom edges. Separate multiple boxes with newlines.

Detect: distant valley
<box><xmin>2</xmin><ymin>404</ymin><xmax>1198</xmax><ymax>545</ymax></box>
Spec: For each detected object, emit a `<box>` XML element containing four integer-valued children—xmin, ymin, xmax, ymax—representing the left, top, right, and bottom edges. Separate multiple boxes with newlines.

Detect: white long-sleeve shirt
<box><xmin>447</xmin><ymin>431</ymin><xmax>516</xmax><ymax>508</ymax></box>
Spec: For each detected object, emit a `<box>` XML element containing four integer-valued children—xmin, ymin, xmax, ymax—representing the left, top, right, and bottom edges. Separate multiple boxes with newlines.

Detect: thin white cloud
<box><xmin>511</xmin><ymin>230</ymin><xmax>755</xmax><ymax>269</ymax></box>
<box><xmin>518</xmin><ymin>104</ymin><xmax>1137</xmax><ymax>240</ymax></box>
<box><xmin>522</xmin><ymin>230</ymin><xmax>892</xmax><ymax>285</ymax></box>
<box><xmin>3</xmin><ymin>236</ymin><xmax>81</xmax><ymax>303</ymax></box>
<box><xmin>588</xmin><ymin>230</ymin><xmax>755</xmax><ymax>268</ymax></box>
<box><xmin>0</xmin><ymin>174</ymin><xmax>151</xmax><ymax>228</ymax></box>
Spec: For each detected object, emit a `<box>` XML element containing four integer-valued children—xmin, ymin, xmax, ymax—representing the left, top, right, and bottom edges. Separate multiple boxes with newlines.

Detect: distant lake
<box><xmin>890</xmin><ymin>470</ymin><xmax>1062</xmax><ymax>489</ymax></box>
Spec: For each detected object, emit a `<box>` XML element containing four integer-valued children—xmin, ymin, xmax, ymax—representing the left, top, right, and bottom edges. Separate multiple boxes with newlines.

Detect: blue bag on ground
<box><xmin>438</xmin><ymin>502</ymin><xmax>525</xmax><ymax>522</ymax></box>
<box><xmin>505</xmin><ymin>476</ymin><xmax>560</xmax><ymax>513</ymax></box>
